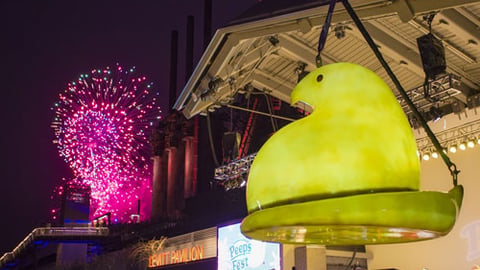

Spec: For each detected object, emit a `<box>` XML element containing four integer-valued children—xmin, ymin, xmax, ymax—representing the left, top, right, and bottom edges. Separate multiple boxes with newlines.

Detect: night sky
<box><xmin>0</xmin><ymin>0</ymin><xmax>257</xmax><ymax>255</ymax></box>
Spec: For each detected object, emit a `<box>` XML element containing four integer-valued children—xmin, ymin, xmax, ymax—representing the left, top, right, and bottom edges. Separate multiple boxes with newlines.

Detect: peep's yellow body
<box><xmin>241</xmin><ymin>63</ymin><xmax>463</xmax><ymax>245</ymax></box>
<box><xmin>247</xmin><ymin>63</ymin><xmax>419</xmax><ymax>212</ymax></box>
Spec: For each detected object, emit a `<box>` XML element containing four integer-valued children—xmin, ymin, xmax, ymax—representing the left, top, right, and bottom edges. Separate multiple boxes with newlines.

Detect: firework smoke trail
<box><xmin>52</xmin><ymin>64</ymin><xmax>161</xmax><ymax>222</ymax></box>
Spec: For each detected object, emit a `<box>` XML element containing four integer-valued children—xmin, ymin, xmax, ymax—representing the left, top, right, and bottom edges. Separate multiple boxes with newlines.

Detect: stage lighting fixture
<box><xmin>449</xmin><ymin>145</ymin><xmax>457</xmax><ymax>153</ymax></box>
<box><xmin>451</xmin><ymin>100</ymin><xmax>466</xmax><ymax>114</ymax></box>
<box><xmin>467</xmin><ymin>139</ymin><xmax>475</xmax><ymax>148</ymax></box>
<box><xmin>408</xmin><ymin>114</ymin><xmax>422</xmax><ymax>129</ymax></box>
<box><xmin>268</xmin><ymin>35</ymin><xmax>279</xmax><ymax>46</ymax></box>
<box><xmin>429</xmin><ymin>106</ymin><xmax>443</xmax><ymax>122</ymax></box>
<box><xmin>208</xmin><ymin>77</ymin><xmax>223</xmax><ymax>92</ymax></box>
<box><xmin>459</xmin><ymin>142</ymin><xmax>467</xmax><ymax>151</ymax></box>
<box><xmin>467</xmin><ymin>93</ymin><xmax>480</xmax><ymax>109</ymax></box>
<box><xmin>295</xmin><ymin>62</ymin><xmax>309</xmax><ymax>83</ymax></box>
<box><xmin>431</xmin><ymin>151</ymin><xmax>439</xmax><ymax>159</ymax></box>
<box><xmin>334</xmin><ymin>25</ymin><xmax>347</xmax><ymax>39</ymax></box>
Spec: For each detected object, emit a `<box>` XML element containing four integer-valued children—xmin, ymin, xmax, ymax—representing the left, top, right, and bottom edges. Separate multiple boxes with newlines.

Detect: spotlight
<box><xmin>268</xmin><ymin>36</ymin><xmax>279</xmax><ymax>46</ymax></box>
<box><xmin>451</xmin><ymin>100</ymin><xmax>466</xmax><ymax>114</ymax></box>
<box><xmin>449</xmin><ymin>145</ymin><xmax>457</xmax><ymax>153</ymax></box>
<box><xmin>408</xmin><ymin>114</ymin><xmax>422</xmax><ymax>129</ymax></box>
<box><xmin>429</xmin><ymin>106</ymin><xmax>443</xmax><ymax>122</ymax></box>
<box><xmin>467</xmin><ymin>139</ymin><xmax>475</xmax><ymax>148</ymax></box>
<box><xmin>243</xmin><ymin>83</ymin><xmax>254</xmax><ymax>99</ymax></box>
<box><xmin>467</xmin><ymin>93</ymin><xmax>480</xmax><ymax>109</ymax></box>
<box><xmin>334</xmin><ymin>25</ymin><xmax>346</xmax><ymax>39</ymax></box>
<box><xmin>295</xmin><ymin>62</ymin><xmax>309</xmax><ymax>83</ymax></box>
<box><xmin>422</xmin><ymin>152</ymin><xmax>430</xmax><ymax>161</ymax></box>
<box><xmin>431</xmin><ymin>151</ymin><xmax>439</xmax><ymax>159</ymax></box>
<box><xmin>240</xmin><ymin>180</ymin><xmax>246</xmax><ymax>187</ymax></box>
<box><xmin>200</xmin><ymin>89</ymin><xmax>214</xmax><ymax>101</ymax></box>
<box><xmin>208</xmin><ymin>77</ymin><xmax>223</xmax><ymax>92</ymax></box>
<box><xmin>459</xmin><ymin>142</ymin><xmax>467</xmax><ymax>151</ymax></box>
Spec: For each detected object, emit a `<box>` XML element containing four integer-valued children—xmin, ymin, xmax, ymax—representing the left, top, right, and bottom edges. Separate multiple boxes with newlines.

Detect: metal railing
<box><xmin>0</xmin><ymin>227</ymin><xmax>108</xmax><ymax>267</ymax></box>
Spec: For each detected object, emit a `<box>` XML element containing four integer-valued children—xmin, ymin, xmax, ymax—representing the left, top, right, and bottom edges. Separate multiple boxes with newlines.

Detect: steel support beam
<box><xmin>251</xmin><ymin>69</ymin><xmax>294</xmax><ymax>102</ymax></box>
<box><xmin>435</xmin><ymin>9</ymin><xmax>479</xmax><ymax>63</ymax></box>
<box><xmin>278</xmin><ymin>33</ymin><xmax>339</xmax><ymax>68</ymax></box>
<box><xmin>361</xmin><ymin>21</ymin><xmax>425</xmax><ymax>76</ymax></box>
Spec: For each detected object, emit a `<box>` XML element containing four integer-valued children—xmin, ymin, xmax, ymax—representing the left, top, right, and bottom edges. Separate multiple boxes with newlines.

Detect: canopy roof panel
<box><xmin>175</xmin><ymin>0</ymin><xmax>480</xmax><ymax>125</ymax></box>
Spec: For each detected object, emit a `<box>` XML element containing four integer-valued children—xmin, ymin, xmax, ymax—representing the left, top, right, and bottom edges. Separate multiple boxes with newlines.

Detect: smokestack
<box><xmin>166</xmin><ymin>148</ymin><xmax>178</xmax><ymax>218</ymax></box>
<box><xmin>183</xmin><ymin>16</ymin><xmax>197</xmax><ymax>199</ymax></box>
<box><xmin>203</xmin><ymin>0</ymin><xmax>212</xmax><ymax>49</ymax></box>
<box><xmin>137</xmin><ymin>199</ymin><xmax>141</xmax><ymax>215</ymax></box>
<box><xmin>186</xmin><ymin>16</ymin><xmax>194</xmax><ymax>82</ymax></box>
<box><xmin>169</xmin><ymin>30</ymin><xmax>178</xmax><ymax>112</ymax></box>
<box><xmin>151</xmin><ymin>155</ymin><xmax>167</xmax><ymax>221</ymax></box>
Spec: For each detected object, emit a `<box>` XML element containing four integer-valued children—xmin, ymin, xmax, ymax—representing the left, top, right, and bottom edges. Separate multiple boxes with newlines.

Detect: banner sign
<box><xmin>218</xmin><ymin>223</ymin><xmax>281</xmax><ymax>270</ymax></box>
<box><xmin>148</xmin><ymin>227</ymin><xmax>217</xmax><ymax>268</ymax></box>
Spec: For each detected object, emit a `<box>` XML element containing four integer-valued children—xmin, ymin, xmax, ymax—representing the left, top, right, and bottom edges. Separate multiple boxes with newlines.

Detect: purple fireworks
<box><xmin>52</xmin><ymin>64</ymin><xmax>161</xmax><ymax>222</ymax></box>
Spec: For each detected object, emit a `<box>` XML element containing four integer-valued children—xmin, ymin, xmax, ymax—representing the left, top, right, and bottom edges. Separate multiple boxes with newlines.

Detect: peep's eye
<box><xmin>316</xmin><ymin>74</ymin><xmax>324</xmax><ymax>82</ymax></box>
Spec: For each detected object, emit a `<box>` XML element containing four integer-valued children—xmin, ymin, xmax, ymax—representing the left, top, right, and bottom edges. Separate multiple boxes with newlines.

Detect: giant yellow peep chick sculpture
<box><xmin>241</xmin><ymin>62</ymin><xmax>463</xmax><ymax>245</ymax></box>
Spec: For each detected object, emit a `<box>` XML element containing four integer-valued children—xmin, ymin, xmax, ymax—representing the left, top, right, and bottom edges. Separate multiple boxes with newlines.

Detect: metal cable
<box><xmin>344</xmin><ymin>250</ymin><xmax>357</xmax><ymax>270</ymax></box>
<box><xmin>206</xmin><ymin>112</ymin><xmax>220</xmax><ymax>167</ymax></box>
<box><xmin>263</xmin><ymin>93</ymin><xmax>278</xmax><ymax>132</ymax></box>
<box><xmin>341</xmin><ymin>0</ymin><xmax>459</xmax><ymax>186</ymax></box>
<box><xmin>316</xmin><ymin>0</ymin><xmax>337</xmax><ymax>67</ymax></box>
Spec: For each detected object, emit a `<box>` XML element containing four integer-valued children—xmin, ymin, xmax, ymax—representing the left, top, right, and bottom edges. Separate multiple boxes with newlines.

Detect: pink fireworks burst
<box><xmin>52</xmin><ymin>64</ymin><xmax>161</xmax><ymax>222</ymax></box>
